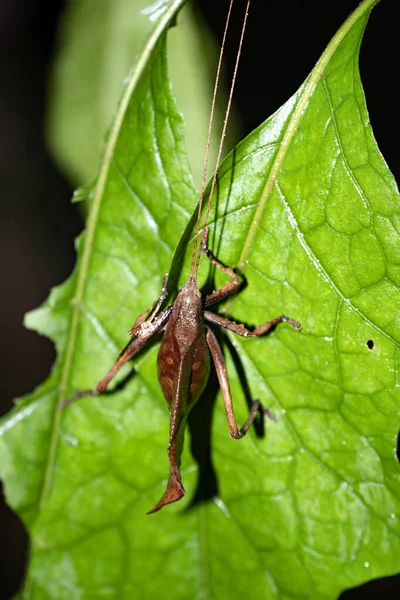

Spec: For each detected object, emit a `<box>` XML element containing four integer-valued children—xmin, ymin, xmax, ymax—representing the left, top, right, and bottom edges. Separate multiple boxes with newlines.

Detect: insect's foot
<box><xmin>283</xmin><ymin>317</ymin><xmax>301</xmax><ymax>331</ymax></box>
<box><xmin>58</xmin><ymin>388</ymin><xmax>94</xmax><ymax>409</ymax></box>
<box><xmin>254</xmin><ymin>399</ymin><xmax>277</xmax><ymax>422</ymax></box>
<box><xmin>262</xmin><ymin>406</ymin><xmax>277</xmax><ymax>422</ymax></box>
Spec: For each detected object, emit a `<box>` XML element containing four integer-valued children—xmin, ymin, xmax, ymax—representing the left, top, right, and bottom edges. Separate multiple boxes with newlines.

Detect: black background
<box><xmin>0</xmin><ymin>0</ymin><xmax>399</xmax><ymax>598</ymax></box>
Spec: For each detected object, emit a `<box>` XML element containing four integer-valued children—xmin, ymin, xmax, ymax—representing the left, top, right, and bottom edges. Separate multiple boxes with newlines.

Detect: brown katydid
<box><xmin>61</xmin><ymin>0</ymin><xmax>300</xmax><ymax>514</ymax></box>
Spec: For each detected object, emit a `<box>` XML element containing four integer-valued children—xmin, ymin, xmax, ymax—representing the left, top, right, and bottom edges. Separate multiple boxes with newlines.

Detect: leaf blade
<box><xmin>2</xmin><ymin>0</ymin><xmax>400</xmax><ymax>598</ymax></box>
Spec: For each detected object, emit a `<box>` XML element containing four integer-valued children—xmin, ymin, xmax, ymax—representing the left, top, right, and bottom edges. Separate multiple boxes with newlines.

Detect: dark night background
<box><xmin>0</xmin><ymin>0</ymin><xmax>399</xmax><ymax>598</ymax></box>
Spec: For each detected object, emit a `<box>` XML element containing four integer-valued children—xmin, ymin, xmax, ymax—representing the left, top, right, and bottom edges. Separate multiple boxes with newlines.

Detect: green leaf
<box><xmin>1</xmin><ymin>0</ymin><xmax>400</xmax><ymax>598</ymax></box>
<box><xmin>47</xmin><ymin>0</ymin><xmax>238</xmax><ymax>186</ymax></box>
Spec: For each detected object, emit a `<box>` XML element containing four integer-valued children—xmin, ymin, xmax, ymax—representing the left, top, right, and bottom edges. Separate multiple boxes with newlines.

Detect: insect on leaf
<box><xmin>1</xmin><ymin>0</ymin><xmax>400</xmax><ymax>598</ymax></box>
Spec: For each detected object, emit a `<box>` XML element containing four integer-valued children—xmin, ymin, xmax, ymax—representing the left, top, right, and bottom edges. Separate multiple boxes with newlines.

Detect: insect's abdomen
<box><xmin>157</xmin><ymin>332</ymin><xmax>179</xmax><ymax>407</ymax></box>
<box><xmin>188</xmin><ymin>334</ymin><xmax>210</xmax><ymax>405</ymax></box>
<box><xmin>157</xmin><ymin>279</ymin><xmax>211</xmax><ymax>410</ymax></box>
<box><xmin>157</xmin><ymin>325</ymin><xmax>211</xmax><ymax>409</ymax></box>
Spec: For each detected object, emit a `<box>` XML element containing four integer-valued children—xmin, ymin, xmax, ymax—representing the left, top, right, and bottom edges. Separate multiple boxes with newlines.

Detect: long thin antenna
<box><xmin>190</xmin><ymin>0</ymin><xmax>235</xmax><ymax>279</ymax></box>
<box><xmin>191</xmin><ymin>0</ymin><xmax>252</xmax><ymax>279</ymax></box>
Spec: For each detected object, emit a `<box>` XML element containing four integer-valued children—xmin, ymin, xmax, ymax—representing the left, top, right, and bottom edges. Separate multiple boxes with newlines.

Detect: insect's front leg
<box><xmin>60</xmin><ymin>304</ymin><xmax>172</xmax><ymax>408</ymax></box>
<box><xmin>201</xmin><ymin>226</ymin><xmax>241</xmax><ymax>307</ymax></box>
<box><xmin>206</xmin><ymin>328</ymin><xmax>261</xmax><ymax>439</ymax></box>
<box><xmin>129</xmin><ymin>274</ymin><xmax>168</xmax><ymax>337</ymax></box>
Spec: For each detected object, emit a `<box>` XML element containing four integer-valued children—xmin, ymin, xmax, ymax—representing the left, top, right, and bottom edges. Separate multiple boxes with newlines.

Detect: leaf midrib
<box><xmin>39</xmin><ymin>0</ymin><xmax>189</xmax><ymax>508</ymax></box>
<box><xmin>237</xmin><ymin>0</ymin><xmax>379</xmax><ymax>273</ymax></box>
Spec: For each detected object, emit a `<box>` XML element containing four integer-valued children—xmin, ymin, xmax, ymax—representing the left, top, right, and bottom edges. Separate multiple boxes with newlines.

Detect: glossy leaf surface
<box><xmin>1</xmin><ymin>0</ymin><xmax>400</xmax><ymax>598</ymax></box>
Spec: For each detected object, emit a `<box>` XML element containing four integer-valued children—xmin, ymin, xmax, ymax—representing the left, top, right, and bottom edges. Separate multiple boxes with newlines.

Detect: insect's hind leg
<box><xmin>206</xmin><ymin>327</ymin><xmax>262</xmax><ymax>439</ymax></box>
<box><xmin>201</xmin><ymin>226</ymin><xmax>241</xmax><ymax>307</ymax></box>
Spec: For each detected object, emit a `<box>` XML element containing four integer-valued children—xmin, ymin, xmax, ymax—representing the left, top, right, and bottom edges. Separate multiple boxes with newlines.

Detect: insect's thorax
<box><xmin>168</xmin><ymin>277</ymin><xmax>203</xmax><ymax>342</ymax></box>
<box><xmin>157</xmin><ymin>277</ymin><xmax>210</xmax><ymax>407</ymax></box>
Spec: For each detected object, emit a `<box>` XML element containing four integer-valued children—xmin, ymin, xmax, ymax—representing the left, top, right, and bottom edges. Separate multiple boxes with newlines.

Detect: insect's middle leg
<box><xmin>206</xmin><ymin>327</ymin><xmax>261</xmax><ymax>439</ymax></box>
<box><xmin>205</xmin><ymin>311</ymin><xmax>301</xmax><ymax>337</ymax></box>
<box><xmin>60</xmin><ymin>304</ymin><xmax>172</xmax><ymax>408</ymax></box>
